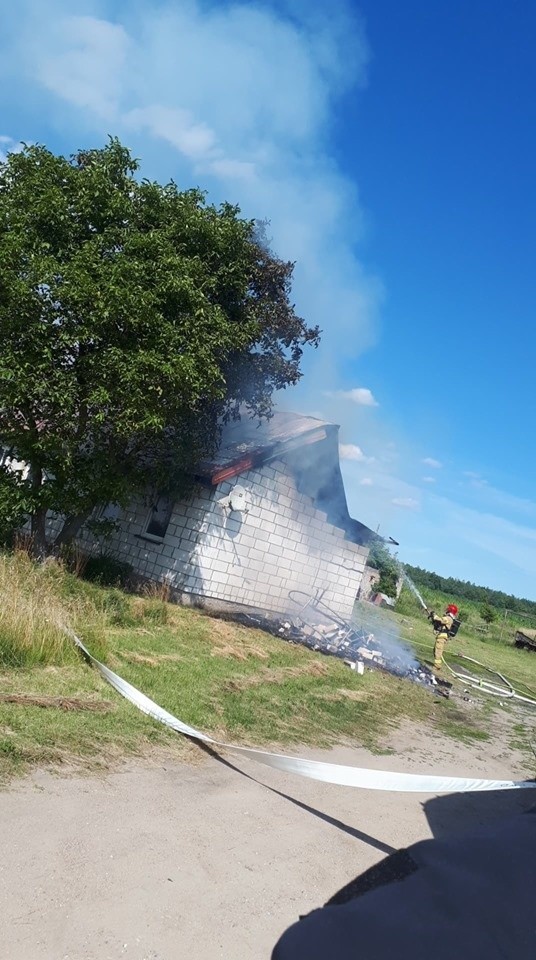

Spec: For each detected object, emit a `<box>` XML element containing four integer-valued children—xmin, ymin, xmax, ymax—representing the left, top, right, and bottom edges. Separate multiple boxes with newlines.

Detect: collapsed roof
<box><xmin>197</xmin><ymin>410</ymin><xmax>332</xmax><ymax>483</ymax></box>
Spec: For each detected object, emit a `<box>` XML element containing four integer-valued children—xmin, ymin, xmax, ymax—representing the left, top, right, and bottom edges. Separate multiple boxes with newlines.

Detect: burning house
<box><xmin>14</xmin><ymin>411</ymin><xmax>449</xmax><ymax>694</ymax></box>
<box><xmin>49</xmin><ymin>411</ymin><xmax>377</xmax><ymax>620</ymax></box>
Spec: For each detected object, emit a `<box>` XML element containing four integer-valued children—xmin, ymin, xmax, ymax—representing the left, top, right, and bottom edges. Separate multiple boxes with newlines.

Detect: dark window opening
<box><xmin>100</xmin><ymin>503</ymin><xmax>123</xmax><ymax>522</ymax></box>
<box><xmin>144</xmin><ymin>495</ymin><xmax>173</xmax><ymax>540</ymax></box>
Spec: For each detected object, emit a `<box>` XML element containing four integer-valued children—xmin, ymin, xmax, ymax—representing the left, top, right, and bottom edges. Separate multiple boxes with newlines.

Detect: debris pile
<box><xmin>232</xmin><ymin>603</ymin><xmax>451</xmax><ymax>697</ymax></box>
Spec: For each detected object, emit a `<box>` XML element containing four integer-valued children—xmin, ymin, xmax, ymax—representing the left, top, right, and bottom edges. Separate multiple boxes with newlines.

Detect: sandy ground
<box><xmin>1</xmin><ymin>726</ymin><xmax>534</xmax><ymax>960</ymax></box>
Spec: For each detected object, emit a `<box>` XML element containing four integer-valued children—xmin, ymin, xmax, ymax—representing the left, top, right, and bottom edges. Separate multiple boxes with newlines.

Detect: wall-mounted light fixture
<box><xmin>217</xmin><ymin>484</ymin><xmax>249</xmax><ymax>514</ymax></box>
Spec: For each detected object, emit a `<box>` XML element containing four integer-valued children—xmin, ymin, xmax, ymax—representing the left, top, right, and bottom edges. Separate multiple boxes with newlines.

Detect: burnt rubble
<box><xmin>231</xmin><ymin>605</ymin><xmax>451</xmax><ymax>698</ymax></box>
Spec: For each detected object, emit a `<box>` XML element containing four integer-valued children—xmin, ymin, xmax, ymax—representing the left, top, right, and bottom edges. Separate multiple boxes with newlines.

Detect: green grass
<box><xmin>0</xmin><ymin>552</ymin><xmax>533</xmax><ymax>783</ymax></box>
<box><xmin>0</xmin><ymin>608</ymin><xmax>451</xmax><ymax>782</ymax></box>
<box><xmin>353</xmin><ymin>587</ymin><xmax>536</xmax><ymax>763</ymax></box>
<box><xmin>355</xmin><ymin>588</ymin><xmax>536</xmax><ymax>696</ymax></box>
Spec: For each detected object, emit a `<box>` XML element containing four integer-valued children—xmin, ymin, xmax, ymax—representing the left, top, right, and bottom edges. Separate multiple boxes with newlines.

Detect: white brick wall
<box><xmin>61</xmin><ymin>456</ymin><xmax>369</xmax><ymax>620</ymax></box>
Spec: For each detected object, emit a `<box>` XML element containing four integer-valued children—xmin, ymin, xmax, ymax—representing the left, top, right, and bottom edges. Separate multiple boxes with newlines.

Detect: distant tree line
<box><xmin>404</xmin><ymin>564</ymin><xmax>536</xmax><ymax>619</ymax></box>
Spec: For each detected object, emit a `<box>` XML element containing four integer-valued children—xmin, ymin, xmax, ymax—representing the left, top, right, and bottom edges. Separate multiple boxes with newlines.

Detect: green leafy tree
<box><xmin>0</xmin><ymin>140</ymin><xmax>319</xmax><ymax>557</ymax></box>
<box><xmin>0</xmin><ymin>464</ymin><xmax>32</xmax><ymax>544</ymax></box>
<box><xmin>376</xmin><ymin>569</ymin><xmax>399</xmax><ymax>598</ymax></box>
<box><xmin>480</xmin><ymin>603</ymin><xmax>497</xmax><ymax>625</ymax></box>
<box><xmin>368</xmin><ymin>542</ymin><xmax>400</xmax><ymax>599</ymax></box>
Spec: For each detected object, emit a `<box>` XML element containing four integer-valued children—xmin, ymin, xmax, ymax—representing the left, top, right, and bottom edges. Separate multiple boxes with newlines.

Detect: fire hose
<box><xmin>442</xmin><ymin>653</ymin><xmax>536</xmax><ymax>707</ymax></box>
<box><xmin>404</xmin><ymin>588</ymin><xmax>536</xmax><ymax>708</ymax></box>
<box><xmin>65</xmin><ymin>626</ymin><xmax>536</xmax><ymax>794</ymax></box>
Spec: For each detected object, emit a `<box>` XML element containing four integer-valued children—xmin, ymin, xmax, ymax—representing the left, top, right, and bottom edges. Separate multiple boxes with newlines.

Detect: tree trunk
<box><xmin>54</xmin><ymin>511</ymin><xmax>92</xmax><ymax>549</ymax></box>
<box><xmin>30</xmin><ymin>509</ymin><xmax>48</xmax><ymax>560</ymax></box>
<box><xmin>28</xmin><ymin>463</ymin><xmax>47</xmax><ymax>560</ymax></box>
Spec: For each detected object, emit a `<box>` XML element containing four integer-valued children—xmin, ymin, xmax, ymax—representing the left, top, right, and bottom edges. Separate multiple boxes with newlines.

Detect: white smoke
<box><xmin>352</xmin><ymin>603</ymin><xmax>420</xmax><ymax>674</ymax></box>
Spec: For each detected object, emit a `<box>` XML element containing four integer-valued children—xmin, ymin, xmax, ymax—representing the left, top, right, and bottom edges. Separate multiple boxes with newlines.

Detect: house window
<box><xmin>100</xmin><ymin>503</ymin><xmax>123</xmax><ymax>522</ymax></box>
<box><xmin>144</xmin><ymin>494</ymin><xmax>173</xmax><ymax>540</ymax></box>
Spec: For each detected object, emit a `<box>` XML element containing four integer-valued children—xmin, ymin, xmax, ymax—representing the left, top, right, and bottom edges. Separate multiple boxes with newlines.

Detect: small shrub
<box><xmin>59</xmin><ymin>543</ymin><xmax>89</xmax><ymax>578</ymax></box>
<box><xmin>480</xmin><ymin>603</ymin><xmax>497</xmax><ymax>625</ymax></box>
<box><xmin>142</xmin><ymin>599</ymin><xmax>169</xmax><ymax>625</ymax></box>
<box><xmin>137</xmin><ymin>581</ymin><xmax>171</xmax><ymax>625</ymax></box>
<box><xmin>83</xmin><ymin>555</ymin><xmax>133</xmax><ymax>588</ymax></box>
<box><xmin>100</xmin><ymin>590</ymin><xmax>136</xmax><ymax>627</ymax></box>
<box><xmin>143</xmin><ymin>580</ymin><xmax>172</xmax><ymax>603</ymax></box>
<box><xmin>377</xmin><ymin>570</ymin><xmax>398</xmax><ymax>598</ymax></box>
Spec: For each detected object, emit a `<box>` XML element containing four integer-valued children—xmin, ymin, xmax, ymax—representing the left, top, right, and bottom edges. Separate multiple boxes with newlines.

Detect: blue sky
<box><xmin>1</xmin><ymin>0</ymin><xmax>535</xmax><ymax>599</ymax></box>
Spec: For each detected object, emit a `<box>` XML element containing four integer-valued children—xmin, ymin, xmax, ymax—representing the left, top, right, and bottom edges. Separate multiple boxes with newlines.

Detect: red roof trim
<box><xmin>209</xmin><ymin>427</ymin><xmax>328</xmax><ymax>485</ymax></box>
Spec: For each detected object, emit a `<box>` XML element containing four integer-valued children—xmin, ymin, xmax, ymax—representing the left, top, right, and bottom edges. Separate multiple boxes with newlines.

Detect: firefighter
<box><xmin>428</xmin><ymin>603</ymin><xmax>458</xmax><ymax>670</ymax></box>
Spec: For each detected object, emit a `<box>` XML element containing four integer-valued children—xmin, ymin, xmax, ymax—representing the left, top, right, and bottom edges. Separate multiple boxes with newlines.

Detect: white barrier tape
<box><xmin>70</xmin><ymin>631</ymin><xmax>536</xmax><ymax>794</ymax></box>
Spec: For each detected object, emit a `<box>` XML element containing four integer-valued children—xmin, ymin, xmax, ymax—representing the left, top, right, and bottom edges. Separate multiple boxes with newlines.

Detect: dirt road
<box><xmin>1</xmin><ymin>728</ymin><xmax>533</xmax><ymax>960</ymax></box>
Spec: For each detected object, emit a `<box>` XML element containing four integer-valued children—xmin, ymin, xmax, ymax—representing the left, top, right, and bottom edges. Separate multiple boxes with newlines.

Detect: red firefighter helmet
<box><xmin>446</xmin><ymin>604</ymin><xmax>458</xmax><ymax>616</ymax></box>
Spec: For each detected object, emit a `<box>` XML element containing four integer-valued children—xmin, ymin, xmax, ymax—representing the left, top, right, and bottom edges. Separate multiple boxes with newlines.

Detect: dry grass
<box><xmin>0</xmin><ymin>549</ymin><xmax>178</xmax><ymax>671</ymax></box>
<box><xmin>119</xmin><ymin>651</ymin><xmax>185</xmax><ymax>667</ymax></box>
<box><xmin>142</xmin><ymin>580</ymin><xmax>172</xmax><ymax>603</ymax></box>
<box><xmin>208</xmin><ymin>618</ymin><xmax>270</xmax><ymax>660</ymax></box>
<box><xmin>312</xmin><ymin>688</ymin><xmax>366</xmax><ymax>703</ymax></box>
<box><xmin>0</xmin><ymin>693</ymin><xmax>113</xmax><ymax>712</ymax></box>
<box><xmin>223</xmin><ymin>660</ymin><xmax>329</xmax><ymax>691</ymax></box>
<box><xmin>0</xmin><ymin>551</ymin><xmax>107</xmax><ymax>667</ymax></box>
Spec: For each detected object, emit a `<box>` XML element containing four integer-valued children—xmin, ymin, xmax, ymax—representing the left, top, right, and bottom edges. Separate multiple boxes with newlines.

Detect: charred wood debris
<box><xmin>231</xmin><ymin>595</ymin><xmax>451</xmax><ymax>698</ymax></box>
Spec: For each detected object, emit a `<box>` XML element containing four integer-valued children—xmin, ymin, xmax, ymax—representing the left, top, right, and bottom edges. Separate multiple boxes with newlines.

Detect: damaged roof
<box><xmin>198</xmin><ymin>411</ymin><xmax>335</xmax><ymax>485</ymax></box>
<box><xmin>197</xmin><ymin>410</ymin><xmax>386</xmax><ymax>548</ymax></box>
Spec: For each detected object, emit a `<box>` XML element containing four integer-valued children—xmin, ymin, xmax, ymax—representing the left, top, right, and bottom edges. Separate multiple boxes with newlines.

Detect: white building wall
<box><xmin>359</xmin><ymin>565</ymin><xmax>381</xmax><ymax>600</ymax></box>
<box><xmin>193</xmin><ymin>459</ymin><xmax>368</xmax><ymax>619</ymax></box>
<box><xmin>57</xmin><ymin>456</ymin><xmax>368</xmax><ymax>620</ymax></box>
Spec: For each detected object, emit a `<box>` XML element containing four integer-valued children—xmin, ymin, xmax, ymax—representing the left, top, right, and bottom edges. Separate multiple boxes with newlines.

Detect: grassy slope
<box><xmin>354</xmin><ymin>588</ymin><xmax>536</xmax><ymax>764</ymax></box>
<box><xmin>393</xmin><ymin>586</ymin><xmax>536</xmax><ymax>697</ymax></box>
<box><xmin>0</xmin><ymin>553</ymin><xmax>500</xmax><ymax>783</ymax></box>
<box><xmin>1</xmin><ymin>554</ymin><xmax>534</xmax><ymax>782</ymax></box>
